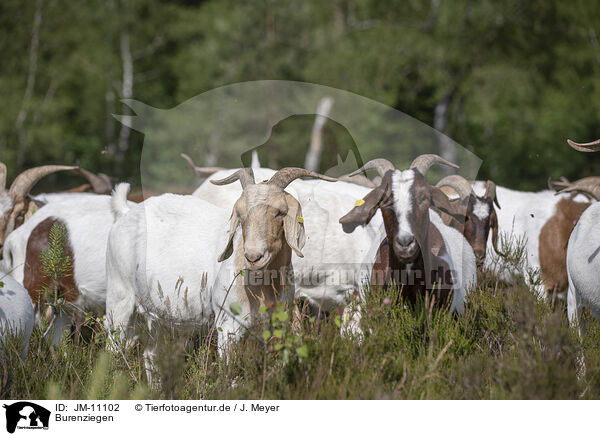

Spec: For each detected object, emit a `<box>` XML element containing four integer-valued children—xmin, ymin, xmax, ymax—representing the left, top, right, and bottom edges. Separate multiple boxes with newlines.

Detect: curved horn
<box><xmin>0</xmin><ymin>162</ymin><xmax>6</xmax><ymax>192</ymax></box>
<box><xmin>485</xmin><ymin>180</ymin><xmax>500</xmax><ymax>209</ymax></box>
<box><xmin>74</xmin><ymin>168</ymin><xmax>112</xmax><ymax>194</ymax></box>
<box><xmin>268</xmin><ymin>168</ymin><xmax>337</xmax><ymax>189</ymax></box>
<box><xmin>553</xmin><ymin>176</ymin><xmax>600</xmax><ymax>201</ymax></box>
<box><xmin>180</xmin><ymin>153</ymin><xmax>226</xmax><ymax>179</ymax></box>
<box><xmin>346</xmin><ymin>158</ymin><xmax>395</xmax><ymax>178</ymax></box>
<box><xmin>337</xmin><ymin>174</ymin><xmax>376</xmax><ymax>188</ymax></box>
<box><xmin>435</xmin><ymin>175</ymin><xmax>472</xmax><ymax>199</ymax></box>
<box><xmin>9</xmin><ymin>165</ymin><xmax>77</xmax><ymax>201</ymax></box>
<box><xmin>567</xmin><ymin>138</ymin><xmax>600</xmax><ymax>152</ymax></box>
<box><xmin>210</xmin><ymin>168</ymin><xmax>256</xmax><ymax>189</ymax></box>
<box><xmin>410</xmin><ymin>154</ymin><xmax>459</xmax><ymax>175</ymax></box>
<box><xmin>547</xmin><ymin>176</ymin><xmax>570</xmax><ymax>192</ymax></box>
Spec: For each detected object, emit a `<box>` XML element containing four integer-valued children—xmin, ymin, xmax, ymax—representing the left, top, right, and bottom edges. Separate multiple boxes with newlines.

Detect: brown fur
<box><xmin>539</xmin><ymin>198</ymin><xmax>590</xmax><ymax>295</ymax></box>
<box><xmin>438</xmin><ymin>194</ymin><xmax>499</xmax><ymax>266</ymax></box>
<box><xmin>23</xmin><ymin>217</ymin><xmax>78</xmax><ymax>306</ymax></box>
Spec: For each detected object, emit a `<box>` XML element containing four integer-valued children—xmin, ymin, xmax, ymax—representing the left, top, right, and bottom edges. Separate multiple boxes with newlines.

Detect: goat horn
<box><xmin>74</xmin><ymin>168</ymin><xmax>112</xmax><ymax>194</ymax></box>
<box><xmin>485</xmin><ymin>180</ymin><xmax>500</xmax><ymax>209</ymax></box>
<box><xmin>9</xmin><ymin>165</ymin><xmax>77</xmax><ymax>201</ymax></box>
<box><xmin>547</xmin><ymin>176</ymin><xmax>570</xmax><ymax>191</ymax></box>
<box><xmin>0</xmin><ymin>162</ymin><xmax>6</xmax><ymax>192</ymax></box>
<box><xmin>567</xmin><ymin>138</ymin><xmax>600</xmax><ymax>152</ymax></box>
<box><xmin>553</xmin><ymin>176</ymin><xmax>600</xmax><ymax>201</ymax></box>
<box><xmin>210</xmin><ymin>168</ymin><xmax>256</xmax><ymax>189</ymax></box>
<box><xmin>337</xmin><ymin>174</ymin><xmax>376</xmax><ymax>188</ymax></box>
<box><xmin>410</xmin><ymin>154</ymin><xmax>459</xmax><ymax>175</ymax></box>
<box><xmin>435</xmin><ymin>175</ymin><xmax>472</xmax><ymax>199</ymax></box>
<box><xmin>346</xmin><ymin>158</ymin><xmax>395</xmax><ymax>178</ymax></box>
<box><xmin>269</xmin><ymin>168</ymin><xmax>337</xmax><ymax>189</ymax></box>
<box><xmin>181</xmin><ymin>153</ymin><xmax>226</xmax><ymax>179</ymax></box>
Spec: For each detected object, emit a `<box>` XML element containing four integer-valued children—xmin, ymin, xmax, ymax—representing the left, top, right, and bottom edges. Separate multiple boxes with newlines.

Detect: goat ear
<box><xmin>218</xmin><ymin>211</ymin><xmax>240</xmax><ymax>262</ymax></box>
<box><xmin>283</xmin><ymin>194</ymin><xmax>306</xmax><ymax>257</ymax></box>
<box><xmin>339</xmin><ymin>184</ymin><xmax>386</xmax><ymax>233</ymax></box>
<box><xmin>430</xmin><ymin>187</ymin><xmax>466</xmax><ymax>224</ymax></box>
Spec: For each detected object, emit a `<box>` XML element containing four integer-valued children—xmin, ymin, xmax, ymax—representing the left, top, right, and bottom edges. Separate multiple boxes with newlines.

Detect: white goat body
<box><xmin>105</xmin><ymin>188</ymin><xmax>265</xmax><ymax>369</ymax></box>
<box><xmin>105</xmin><ymin>192</ymin><xmax>232</xmax><ymax>331</ymax></box>
<box><xmin>566</xmin><ymin>202</ymin><xmax>600</xmax><ymax>333</ymax></box>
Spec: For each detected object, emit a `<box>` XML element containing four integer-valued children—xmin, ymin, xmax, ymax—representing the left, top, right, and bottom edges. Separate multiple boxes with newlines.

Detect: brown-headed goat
<box><xmin>339</xmin><ymin>155</ymin><xmax>477</xmax><ymax>313</ymax></box>
<box><xmin>435</xmin><ymin>175</ymin><xmax>503</xmax><ymax>266</ymax></box>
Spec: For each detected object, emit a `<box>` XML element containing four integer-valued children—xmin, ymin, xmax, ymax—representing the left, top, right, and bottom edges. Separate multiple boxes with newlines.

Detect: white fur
<box><xmin>105</xmin><ymin>192</ymin><xmax>232</xmax><ymax>332</ymax></box>
<box><xmin>0</xmin><ymin>270</ymin><xmax>34</xmax><ymax>361</ymax></box>
<box><xmin>473</xmin><ymin>182</ymin><xmax>589</xmax><ymax>298</ymax></box>
<box><xmin>391</xmin><ymin>170</ymin><xmax>415</xmax><ymax>241</ymax></box>
<box><xmin>0</xmin><ymin>193</ymin><xmax>13</xmax><ymax>215</ymax></box>
<box><xmin>111</xmin><ymin>184</ymin><xmax>131</xmax><ymax>220</ymax></box>
<box><xmin>566</xmin><ymin>202</ymin><xmax>600</xmax><ymax>335</ymax></box>
<box><xmin>193</xmin><ymin>168</ymin><xmax>386</xmax><ymax>311</ymax></box>
<box><xmin>472</xmin><ymin>199</ymin><xmax>490</xmax><ymax>220</ymax></box>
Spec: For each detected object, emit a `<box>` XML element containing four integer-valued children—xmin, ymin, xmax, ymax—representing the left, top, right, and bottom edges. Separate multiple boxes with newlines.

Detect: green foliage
<box><xmin>1</xmin><ymin>0</ymin><xmax>599</xmax><ymax>191</ymax></box>
<box><xmin>257</xmin><ymin>302</ymin><xmax>306</xmax><ymax>366</ymax></box>
<box><xmin>40</xmin><ymin>222</ymin><xmax>72</xmax><ymax>282</ymax></box>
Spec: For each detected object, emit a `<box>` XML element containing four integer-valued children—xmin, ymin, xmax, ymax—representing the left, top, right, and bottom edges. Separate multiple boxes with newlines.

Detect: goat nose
<box><xmin>245</xmin><ymin>251</ymin><xmax>263</xmax><ymax>263</ymax></box>
<box><xmin>397</xmin><ymin>232</ymin><xmax>414</xmax><ymax>247</ymax></box>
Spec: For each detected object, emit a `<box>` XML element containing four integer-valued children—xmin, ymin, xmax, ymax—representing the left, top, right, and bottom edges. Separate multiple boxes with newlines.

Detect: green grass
<box><xmin>3</xmin><ymin>269</ymin><xmax>600</xmax><ymax>400</ymax></box>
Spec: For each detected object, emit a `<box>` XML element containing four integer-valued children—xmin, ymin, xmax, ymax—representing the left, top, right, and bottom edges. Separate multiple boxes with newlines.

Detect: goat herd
<box><xmin>1</xmin><ymin>137</ymin><xmax>600</xmax><ymax>387</ymax></box>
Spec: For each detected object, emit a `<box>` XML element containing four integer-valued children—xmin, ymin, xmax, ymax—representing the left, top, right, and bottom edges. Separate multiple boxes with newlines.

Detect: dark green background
<box><xmin>2</xmin><ymin>0</ymin><xmax>599</xmax><ymax>191</ymax></box>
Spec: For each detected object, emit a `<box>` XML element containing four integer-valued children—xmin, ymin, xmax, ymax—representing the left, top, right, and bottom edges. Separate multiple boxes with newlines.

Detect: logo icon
<box><xmin>3</xmin><ymin>402</ymin><xmax>50</xmax><ymax>433</ymax></box>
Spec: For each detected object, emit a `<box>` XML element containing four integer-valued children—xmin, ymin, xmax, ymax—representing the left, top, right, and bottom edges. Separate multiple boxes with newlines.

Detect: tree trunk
<box><xmin>116</xmin><ymin>0</ymin><xmax>133</xmax><ymax>165</ymax></box>
<box><xmin>434</xmin><ymin>93</ymin><xmax>456</xmax><ymax>175</ymax></box>
<box><xmin>305</xmin><ymin>97</ymin><xmax>334</xmax><ymax>172</ymax></box>
<box><xmin>15</xmin><ymin>0</ymin><xmax>43</xmax><ymax>167</ymax></box>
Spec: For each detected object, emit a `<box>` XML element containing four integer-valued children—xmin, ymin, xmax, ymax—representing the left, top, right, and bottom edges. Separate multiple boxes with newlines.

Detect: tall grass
<box><xmin>2</xmin><ymin>235</ymin><xmax>598</xmax><ymax>399</ymax></box>
<box><xmin>3</xmin><ymin>275</ymin><xmax>599</xmax><ymax>400</ymax></box>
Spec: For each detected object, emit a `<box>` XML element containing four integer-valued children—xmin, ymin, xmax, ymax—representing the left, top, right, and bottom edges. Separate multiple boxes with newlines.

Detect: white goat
<box><xmin>566</xmin><ymin>198</ymin><xmax>600</xmax><ymax>335</ymax></box>
<box><xmin>105</xmin><ymin>167</ymin><xmax>334</xmax><ymax>381</ymax></box>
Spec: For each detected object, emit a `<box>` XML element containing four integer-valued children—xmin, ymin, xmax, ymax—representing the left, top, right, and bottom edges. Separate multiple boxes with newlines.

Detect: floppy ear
<box><xmin>489</xmin><ymin>207</ymin><xmax>505</xmax><ymax>257</ymax></box>
<box><xmin>430</xmin><ymin>186</ymin><xmax>466</xmax><ymax>224</ymax></box>
<box><xmin>27</xmin><ymin>194</ymin><xmax>47</xmax><ymax>209</ymax></box>
<box><xmin>339</xmin><ymin>183</ymin><xmax>386</xmax><ymax>233</ymax></box>
<box><xmin>218</xmin><ymin>210</ymin><xmax>240</xmax><ymax>262</ymax></box>
<box><xmin>283</xmin><ymin>194</ymin><xmax>306</xmax><ymax>257</ymax></box>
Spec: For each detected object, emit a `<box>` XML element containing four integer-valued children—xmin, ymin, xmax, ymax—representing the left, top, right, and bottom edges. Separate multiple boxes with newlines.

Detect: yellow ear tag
<box><xmin>355</xmin><ymin>199</ymin><xmax>365</xmax><ymax>207</ymax></box>
<box><xmin>297</xmin><ymin>216</ymin><xmax>304</xmax><ymax>224</ymax></box>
